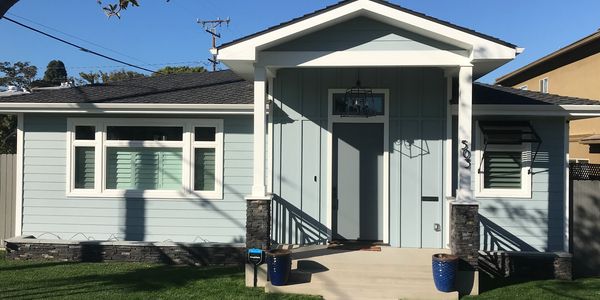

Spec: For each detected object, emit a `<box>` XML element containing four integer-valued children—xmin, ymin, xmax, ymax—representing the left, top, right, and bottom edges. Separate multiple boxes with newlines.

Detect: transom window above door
<box><xmin>332</xmin><ymin>93</ymin><xmax>385</xmax><ymax>116</ymax></box>
<box><xmin>67</xmin><ymin>118</ymin><xmax>223</xmax><ymax>199</ymax></box>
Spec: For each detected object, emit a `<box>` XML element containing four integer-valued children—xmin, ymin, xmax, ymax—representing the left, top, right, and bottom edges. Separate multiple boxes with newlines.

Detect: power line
<box><xmin>43</xmin><ymin>61</ymin><xmax>209</xmax><ymax>71</ymax></box>
<box><xmin>1</xmin><ymin>16</ymin><xmax>159</xmax><ymax>74</ymax></box>
<box><xmin>6</xmin><ymin>12</ymin><xmax>151</xmax><ymax>65</ymax></box>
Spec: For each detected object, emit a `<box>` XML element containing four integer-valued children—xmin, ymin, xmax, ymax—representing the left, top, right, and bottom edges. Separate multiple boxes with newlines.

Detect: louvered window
<box><xmin>483</xmin><ymin>151</ymin><xmax>522</xmax><ymax>189</ymax></box>
<box><xmin>106</xmin><ymin>148</ymin><xmax>182</xmax><ymax>190</ymax></box>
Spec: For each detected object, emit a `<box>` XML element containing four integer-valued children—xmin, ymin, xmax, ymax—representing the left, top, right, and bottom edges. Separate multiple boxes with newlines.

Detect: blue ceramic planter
<box><xmin>267</xmin><ymin>249</ymin><xmax>292</xmax><ymax>286</ymax></box>
<box><xmin>432</xmin><ymin>253</ymin><xmax>458</xmax><ymax>292</ymax></box>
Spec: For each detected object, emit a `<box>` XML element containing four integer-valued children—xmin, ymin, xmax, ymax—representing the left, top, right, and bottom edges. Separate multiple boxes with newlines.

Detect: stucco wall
<box><xmin>509</xmin><ymin>51</ymin><xmax>600</xmax><ymax>163</ymax></box>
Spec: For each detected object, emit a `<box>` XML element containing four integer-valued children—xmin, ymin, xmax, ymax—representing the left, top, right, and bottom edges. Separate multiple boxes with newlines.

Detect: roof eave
<box><xmin>0</xmin><ymin>103</ymin><xmax>254</xmax><ymax>115</ymax></box>
<box><xmin>217</xmin><ymin>0</ymin><xmax>518</xmax><ymax>66</ymax></box>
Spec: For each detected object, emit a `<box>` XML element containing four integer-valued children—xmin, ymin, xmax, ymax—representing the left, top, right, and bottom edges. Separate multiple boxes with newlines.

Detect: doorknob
<box><xmin>433</xmin><ymin>223</ymin><xmax>441</xmax><ymax>232</ymax></box>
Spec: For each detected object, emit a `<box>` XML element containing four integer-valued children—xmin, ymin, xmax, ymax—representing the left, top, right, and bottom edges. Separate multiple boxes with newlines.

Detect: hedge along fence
<box><xmin>0</xmin><ymin>154</ymin><xmax>17</xmax><ymax>247</ymax></box>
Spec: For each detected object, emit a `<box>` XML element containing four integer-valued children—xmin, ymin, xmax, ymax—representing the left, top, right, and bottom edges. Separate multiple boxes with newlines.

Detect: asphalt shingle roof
<box><xmin>2</xmin><ymin>71</ymin><xmax>598</xmax><ymax>107</ymax></box>
<box><xmin>465</xmin><ymin>83</ymin><xmax>600</xmax><ymax>105</ymax></box>
<box><xmin>0</xmin><ymin>70</ymin><xmax>253</xmax><ymax>104</ymax></box>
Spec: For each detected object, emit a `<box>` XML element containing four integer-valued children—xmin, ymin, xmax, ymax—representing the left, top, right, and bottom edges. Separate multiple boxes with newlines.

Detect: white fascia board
<box><xmin>218</xmin><ymin>0</ymin><xmax>516</xmax><ymax>62</ymax></box>
<box><xmin>0</xmin><ymin>103</ymin><xmax>254</xmax><ymax>114</ymax></box>
<box><xmin>451</xmin><ymin>104</ymin><xmax>600</xmax><ymax>117</ymax></box>
<box><xmin>257</xmin><ymin>50</ymin><xmax>471</xmax><ymax>67</ymax></box>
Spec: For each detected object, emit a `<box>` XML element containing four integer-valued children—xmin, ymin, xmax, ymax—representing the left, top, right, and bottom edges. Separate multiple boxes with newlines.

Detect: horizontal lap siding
<box><xmin>477</xmin><ymin>118</ymin><xmax>566</xmax><ymax>252</ymax></box>
<box><xmin>22</xmin><ymin>114</ymin><xmax>252</xmax><ymax>243</ymax></box>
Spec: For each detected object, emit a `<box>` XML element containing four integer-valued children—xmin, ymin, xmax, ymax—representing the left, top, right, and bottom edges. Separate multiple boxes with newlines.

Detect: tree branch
<box><xmin>0</xmin><ymin>0</ymin><xmax>19</xmax><ymax>19</ymax></box>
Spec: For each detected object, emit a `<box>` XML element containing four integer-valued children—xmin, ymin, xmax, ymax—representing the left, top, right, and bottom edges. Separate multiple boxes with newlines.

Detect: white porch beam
<box><xmin>251</xmin><ymin>66</ymin><xmax>268</xmax><ymax>198</ymax></box>
<box><xmin>257</xmin><ymin>50</ymin><xmax>471</xmax><ymax>68</ymax></box>
<box><xmin>456</xmin><ymin>66</ymin><xmax>475</xmax><ymax>204</ymax></box>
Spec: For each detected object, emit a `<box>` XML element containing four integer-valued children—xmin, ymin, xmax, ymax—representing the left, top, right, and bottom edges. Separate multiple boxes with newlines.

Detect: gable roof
<box><xmin>0</xmin><ymin>70</ymin><xmax>252</xmax><ymax>105</ymax></box>
<box><xmin>451</xmin><ymin>83</ymin><xmax>600</xmax><ymax>106</ymax></box>
<box><xmin>219</xmin><ymin>0</ymin><xmax>516</xmax><ymax>50</ymax></box>
<box><xmin>496</xmin><ymin>30</ymin><xmax>600</xmax><ymax>86</ymax></box>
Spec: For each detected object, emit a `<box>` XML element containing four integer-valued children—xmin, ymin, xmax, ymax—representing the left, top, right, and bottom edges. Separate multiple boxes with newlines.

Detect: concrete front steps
<box><xmin>265</xmin><ymin>246</ymin><xmax>458</xmax><ymax>300</ymax></box>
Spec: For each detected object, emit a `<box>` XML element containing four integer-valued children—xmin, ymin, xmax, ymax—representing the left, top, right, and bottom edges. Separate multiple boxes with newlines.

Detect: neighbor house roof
<box><xmin>0</xmin><ymin>70</ymin><xmax>252</xmax><ymax>105</ymax></box>
<box><xmin>452</xmin><ymin>83</ymin><xmax>600</xmax><ymax>106</ymax></box>
<box><xmin>496</xmin><ymin>30</ymin><xmax>600</xmax><ymax>86</ymax></box>
<box><xmin>218</xmin><ymin>0</ymin><xmax>516</xmax><ymax>50</ymax></box>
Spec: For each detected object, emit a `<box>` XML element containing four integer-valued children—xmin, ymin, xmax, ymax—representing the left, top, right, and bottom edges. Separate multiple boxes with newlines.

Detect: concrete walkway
<box><xmin>266</xmin><ymin>245</ymin><xmax>459</xmax><ymax>300</ymax></box>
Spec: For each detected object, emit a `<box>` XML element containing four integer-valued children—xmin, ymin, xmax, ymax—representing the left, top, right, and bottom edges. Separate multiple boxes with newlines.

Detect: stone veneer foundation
<box><xmin>5</xmin><ymin>236</ymin><xmax>245</xmax><ymax>266</ymax></box>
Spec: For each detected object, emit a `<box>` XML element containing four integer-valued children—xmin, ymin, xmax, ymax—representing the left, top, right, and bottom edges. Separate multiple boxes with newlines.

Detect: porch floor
<box><xmin>265</xmin><ymin>245</ymin><xmax>459</xmax><ymax>300</ymax></box>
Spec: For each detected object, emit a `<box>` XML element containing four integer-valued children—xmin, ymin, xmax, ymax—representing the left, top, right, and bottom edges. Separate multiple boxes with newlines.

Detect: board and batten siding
<box><xmin>266</xmin><ymin>16</ymin><xmax>466</xmax><ymax>56</ymax></box>
<box><xmin>475</xmin><ymin>118</ymin><xmax>566</xmax><ymax>252</ymax></box>
<box><xmin>22</xmin><ymin>114</ymin><xmax>252</xmax><ymax>243</ymax></box>
<box><xmin>272</xmin><ymin>67</ymin><xmax>447</xmax><ymax>248</ymax></box>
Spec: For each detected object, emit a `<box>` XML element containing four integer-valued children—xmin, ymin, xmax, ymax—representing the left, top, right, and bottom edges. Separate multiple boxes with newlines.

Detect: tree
<box><xmin>43</xmin><ymin>60</ymin><xmax>68</xmax><ymax>85</ymax></box>
<box><xmin>99</xmin><ymin>69</ymin><xmax>146</xmax><ymax>82</ymax></box>
<box><xmin>79</xmin><ymin>71</ymin><xmax>101</xmax><ymax>85</ymax></box>
<box><xmin>0</xmin><ymin>0</ymin><xmax>168</xmax><ymax>19</ymax></box>
<box><xmin>153</xmin><ymin>66</ymin><xmax>206</xmax><ymax>76</ymax></box>
<box><xmin>0</xmin><ymin>61</ymin><xmax>37</xmax><ymax>154</ymax></box>
<box><xmin>0</xmin><ymin>61</ymin><xmax>37</xmax><ymax>89</ymax></box>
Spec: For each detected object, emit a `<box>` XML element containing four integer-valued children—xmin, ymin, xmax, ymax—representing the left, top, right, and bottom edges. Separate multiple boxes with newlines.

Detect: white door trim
<box><xmin>326</xmin><ymin>89</ymin><xmax>390</xmax><ymax>244</ymax></box>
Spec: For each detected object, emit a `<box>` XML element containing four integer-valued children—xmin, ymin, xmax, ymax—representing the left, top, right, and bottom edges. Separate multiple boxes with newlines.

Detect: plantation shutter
<box><xmin>106</xmin><ymin>148</ymin><xmax>182</xmax><ymax>190</ymax></box>
<box><xmin>74</xmin><ymin>147</ymin><xmax>95</xmax><ymax>189</ymax></box>
<box><xmin>483</xmin><ymin>151</ymin><xmax>522</xmax><ymax>189</ymax></box>
<box><xmin>194</xmin><ymin>148</ymin><xmax>216</xmax><ymax>191</ymax></box>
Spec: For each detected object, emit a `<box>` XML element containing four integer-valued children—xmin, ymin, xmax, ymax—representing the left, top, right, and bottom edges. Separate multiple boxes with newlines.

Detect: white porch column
<box><xmin>457</xmin><ymin>66</ymin><xmax>475</xmax><ymax>204</ymax></box>
<box><xmin>251</xmin><ymin>66</ymin><xmax>268</xmax><ymax>198</ymax></box>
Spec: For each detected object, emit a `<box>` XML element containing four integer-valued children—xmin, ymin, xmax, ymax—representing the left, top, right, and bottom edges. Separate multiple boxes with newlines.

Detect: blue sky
<box><xmin>1</xmin><ymin>0</ymin><xmax>599</xmax><ymax>83</ymax></box>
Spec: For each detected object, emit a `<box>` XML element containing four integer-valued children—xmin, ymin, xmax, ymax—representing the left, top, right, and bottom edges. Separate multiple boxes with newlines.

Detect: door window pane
<box><xmin>332</xmin><ymin>93</ymin><xmax>384</xmax><ymax>116</ymax></box>
<box><xmin>194</xmin><ymin>148</ymin><xmax>216</xmax><ymax>191</ymax></box>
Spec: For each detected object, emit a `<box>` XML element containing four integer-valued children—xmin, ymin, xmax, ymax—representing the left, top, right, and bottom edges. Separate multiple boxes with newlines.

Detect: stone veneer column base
<box><xmin>245</xmin><ymin>196</ymin><xmax>272</xmax><ymax>287</ymax></box>
<box><xmin>450</xmin><ymin>203</ymin><xmax>480</xmax><ymax>296</ymax></box>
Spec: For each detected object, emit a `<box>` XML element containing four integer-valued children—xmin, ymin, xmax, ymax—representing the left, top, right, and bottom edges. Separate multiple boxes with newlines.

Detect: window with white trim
<box><xmin>519</xmin><ymin>85</ymin><xmax>528</xmax><ymax>91</ymax></box>
<box><xmin>476</xmin><ymin>122</ymin><xmax>533</xmax><ymax>198</ymax></box>
<box><xmin>540</xmin><ymin>78</ymin><xmax>549</xmax><ymax>93</ymax></box>
<box><xmin>67</xmin><ymin>118</ymin><xmax>223</xmax><ymax>199</ymax></box>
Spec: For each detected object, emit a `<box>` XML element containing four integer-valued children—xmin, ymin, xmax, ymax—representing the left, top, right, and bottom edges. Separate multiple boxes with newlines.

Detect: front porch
<box><xmin>265</xmin><ymin>245</ymin><xmax>464</xmax><ymax>299</ymax></box>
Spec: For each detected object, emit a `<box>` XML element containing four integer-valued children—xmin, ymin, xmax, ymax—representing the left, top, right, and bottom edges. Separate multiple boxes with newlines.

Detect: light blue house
<box><xmin>2</xmin><ymin>0</ymin><xmax>600</xmax><ymax>297</ymax></box>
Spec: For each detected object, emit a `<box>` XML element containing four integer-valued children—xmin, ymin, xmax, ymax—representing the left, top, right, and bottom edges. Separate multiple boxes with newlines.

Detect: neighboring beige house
<box><xmin>497</xmin><ymin>30</ymin><xmax>600</xmax><ymax>163</ymax></box>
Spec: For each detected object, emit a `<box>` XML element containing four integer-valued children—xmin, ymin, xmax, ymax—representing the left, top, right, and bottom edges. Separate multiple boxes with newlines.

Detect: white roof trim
<box><xmin>0</xmin><ymin>103</ymin><xmax>254</xmax><ymax>115</ymax></box>
<box><xmin>218</xmin><ymin>0</ymin><xmax>517</xmax><ymax>62</ymax></box>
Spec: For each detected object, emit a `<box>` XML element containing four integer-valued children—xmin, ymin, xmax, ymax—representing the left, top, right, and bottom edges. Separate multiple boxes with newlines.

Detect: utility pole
<box><xmin>197</xmin><ymin>17</ymin><xmax>230</xmax><ymax>71</ymax></box>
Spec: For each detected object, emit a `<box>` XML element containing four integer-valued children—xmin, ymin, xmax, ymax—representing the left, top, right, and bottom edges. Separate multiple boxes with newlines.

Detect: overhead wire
<box><xmin>6</xmin><ymin>12</ymin><xmax>151</xmax><ymax>65</ymax></box>
<box><xmin>1</xmin><ymin>16</ymin><xmax>160</xmax><ymax>74</ymax></box>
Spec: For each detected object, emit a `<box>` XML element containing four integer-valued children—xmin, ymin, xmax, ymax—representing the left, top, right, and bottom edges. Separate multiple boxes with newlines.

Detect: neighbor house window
<box><xmin>540</xmin><ymin>78</ymin><xmax>549</xmax><ymax>93</ymax></box>
<box><xmin>476</xmin><ymin>122</ymin><xmax>533</xmax><ymax>198</ymax></box>
<box><xmin>519</xmin><ymin>85</ymin><xmax>528</xmax><ymax>91</ymax></box>
<box><xmin>67</xmin><ymin>118</ymin><xmax>223</xmax><ymax>199</ymax></box>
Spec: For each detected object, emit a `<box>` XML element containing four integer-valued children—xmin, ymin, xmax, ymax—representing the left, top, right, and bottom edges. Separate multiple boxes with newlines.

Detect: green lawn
<box><xmin>466</xmin><ymin>276</ymin><xmax>600</xmax><ymax>300</ymax></box>
<box><xmin>0</xmin><ymin>250</ymin><xmax>318</xmax><ymax>300</ymax></box>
